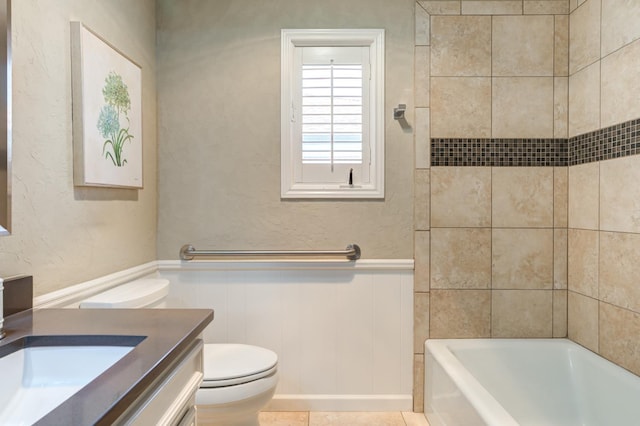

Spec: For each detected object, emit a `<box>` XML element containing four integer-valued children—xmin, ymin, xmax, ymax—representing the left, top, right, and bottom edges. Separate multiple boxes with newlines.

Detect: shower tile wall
<box><xmin>427</xmin><ymin>167</ymin><xmax>567</xmax><ymax>339</ymax></box>
<box><xmin>566</xmin><ymin>0</ymin><xmax>640</xmax><ymax>379</ymax></box>
<box><xmin>413</xmin><ymin>0</ymin><xmax>570</xmax><ymax>411</ymax></box>
<box><xmin>414</xmin><ymin>0</ymin><xmax>640</xmax><ymax>411</ymax></box>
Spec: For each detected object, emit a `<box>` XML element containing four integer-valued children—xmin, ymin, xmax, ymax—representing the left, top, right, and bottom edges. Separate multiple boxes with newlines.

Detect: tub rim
<box><xmin>424</xmin><ymin>338</ymin><xmax>581</xmax><ymax>426</ymax></box>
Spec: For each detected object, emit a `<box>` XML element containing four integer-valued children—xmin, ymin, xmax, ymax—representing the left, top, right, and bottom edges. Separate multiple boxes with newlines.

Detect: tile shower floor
<box><xmin>257</xmin><ymin>411</ymin><xmax>430</xmax><ymax>426</ymax></box>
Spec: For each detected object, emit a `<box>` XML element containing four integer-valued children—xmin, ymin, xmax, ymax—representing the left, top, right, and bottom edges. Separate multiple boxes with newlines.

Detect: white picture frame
<box><xmin>71</xmin><ymin>21</ymin><xmax>142</xmax><ymax>188</ymax></box>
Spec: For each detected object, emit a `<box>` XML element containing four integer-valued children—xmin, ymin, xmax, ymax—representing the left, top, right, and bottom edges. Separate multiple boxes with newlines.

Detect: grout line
<box><xmin>596</xmin><ymin>156</ymin><xmax>601</xmax><ymax>353</ymax></box>
<box><xmin>489</xmin><ymin>165</ymin><xmax>493</xmax><ymax>337</ymax></box>
<box><xmin>551</xmin><ymin>167</ymin><xmax>556</xmax><ymax>335</ymax></box>
<box><xmin>490</xmin><ymin>16</ymin><xmax>493</xmax><ymax>138</ymax></box>
<box><xmin>598</xmin><ymin>0</ymin><xmax>602</xmax><ymax>136</ymax></box>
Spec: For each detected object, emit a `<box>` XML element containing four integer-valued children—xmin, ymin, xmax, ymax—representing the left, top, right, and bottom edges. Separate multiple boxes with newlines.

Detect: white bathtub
<box><xmin>424</xmin><ymin>339</ymin><xmax>640</xmax><ymax>426</ymax></box>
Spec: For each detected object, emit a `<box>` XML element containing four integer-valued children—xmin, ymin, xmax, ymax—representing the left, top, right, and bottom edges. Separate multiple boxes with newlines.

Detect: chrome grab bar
<box><xmin>179</xmin><ymin>244</ymin><xmax>361</xmax><ymax>261</ymax></box>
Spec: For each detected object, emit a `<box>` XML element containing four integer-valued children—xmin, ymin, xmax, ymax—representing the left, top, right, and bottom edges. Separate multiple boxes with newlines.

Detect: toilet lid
<box><xmin>202</xmin><ymin>344</ymin><xmax>278</xmax><ymax>386</ymax></box>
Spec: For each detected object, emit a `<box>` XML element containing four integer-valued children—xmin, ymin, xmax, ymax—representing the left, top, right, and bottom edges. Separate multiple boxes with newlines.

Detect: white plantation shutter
<box><xmin>281</xmin><ymin>29</ymin><xmax>384</xmax><ymax>199</ymax></box>
<box><xmin>296</xmin><ymin>46</ymin><xmax>370</xmax><ymax>184</ymax></box>
<box><xmin>301</xmin><ymin>62</ymin><xmax>364</xmax><ymax>165</ymax></box>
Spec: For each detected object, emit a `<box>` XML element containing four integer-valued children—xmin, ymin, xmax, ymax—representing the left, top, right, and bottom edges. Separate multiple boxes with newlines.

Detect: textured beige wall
<box><xmin>0</xmin><ymin>0</ymin><xmax>157</xmax><ymax>296</ymax></box>
<box><xmin>156</xmin><ymin>0</ymin><xmax>415</xmax><ymax>260</ymax></box>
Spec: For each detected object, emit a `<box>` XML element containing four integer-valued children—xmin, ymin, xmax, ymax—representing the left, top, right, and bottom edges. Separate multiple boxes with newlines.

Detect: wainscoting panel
<box><xmin>157</xmin><ymin>260</ymin><xmax>414</xmax><ymax>411</ymax></box>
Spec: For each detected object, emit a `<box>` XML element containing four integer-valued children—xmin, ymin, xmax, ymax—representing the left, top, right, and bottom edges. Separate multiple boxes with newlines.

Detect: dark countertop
<box><xmin>1</xmin><ymin>308</ymin><xmax>213</xmax><ymax>425</ymax></box>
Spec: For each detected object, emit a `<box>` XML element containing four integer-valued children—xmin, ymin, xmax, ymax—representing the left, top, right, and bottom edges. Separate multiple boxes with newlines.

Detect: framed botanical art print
<box><xmin>71</xmin><ymin>22</ymin><xmax>142</xmax><ymax>188</ymax></box>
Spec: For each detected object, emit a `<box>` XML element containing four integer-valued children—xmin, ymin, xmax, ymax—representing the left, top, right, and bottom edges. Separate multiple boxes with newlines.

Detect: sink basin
<box><xmin>0</xmin><ymin>336</ymin><xmax>143</xmax><ymax>425</ymax></box>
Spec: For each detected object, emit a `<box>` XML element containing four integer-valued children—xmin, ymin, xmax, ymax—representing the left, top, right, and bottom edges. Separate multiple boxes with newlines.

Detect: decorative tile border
<box><xmin>431</xmin><ymin>138</ymin><xmax>567</xmax><ymax>166</ymax></box>
<box><xmin>431</xmin><ymin>117</ymin><xmax>640</xmax><ymax>167</ymax></box>
<box><xmin>569</xmin><ymin>118</ymin><xmax>640</xmax><ymax>166</ymax></box>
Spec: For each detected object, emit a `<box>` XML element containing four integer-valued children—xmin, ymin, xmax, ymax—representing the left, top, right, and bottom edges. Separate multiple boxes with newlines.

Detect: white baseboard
<box><xmin>265</xmin><ymin>394</ymin><xmax>413</xmax><ymax>412</ymax></box>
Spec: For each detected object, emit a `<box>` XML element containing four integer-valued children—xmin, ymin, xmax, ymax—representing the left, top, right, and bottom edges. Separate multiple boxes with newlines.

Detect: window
<box><xmin>281</xmin><ymin>29</ymin><xmax>385</xmax><ymax>199</ymax></box>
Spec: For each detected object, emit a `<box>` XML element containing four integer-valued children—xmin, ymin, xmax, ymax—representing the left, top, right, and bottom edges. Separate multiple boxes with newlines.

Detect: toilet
<box><xmin>79</xmin><ymin>278</ymin><xmax>278</xmax><ymax>426</ymax></box>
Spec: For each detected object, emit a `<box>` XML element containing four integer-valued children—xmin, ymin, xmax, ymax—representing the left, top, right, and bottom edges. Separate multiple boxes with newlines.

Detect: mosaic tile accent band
<box><xmin>430</xmin><ymin>117</ymin><xmax>640</xmax><ymax>167</ymax></box>
<box><xmin>569</xmin><ymin>118</ymin><xmax>640</xmax><ymax>166</ymax></box>
<box><xmin>431</xmin><ymin>138</ymin><xmax>567</xmax><ymax>167</ymax></box>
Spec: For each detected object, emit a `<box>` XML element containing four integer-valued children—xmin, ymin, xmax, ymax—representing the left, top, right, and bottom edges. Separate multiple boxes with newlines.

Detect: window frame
<box><xmin>281</xmin><ymin>29</ymin><xmax>385</xmax><ymax>199</ymax></box>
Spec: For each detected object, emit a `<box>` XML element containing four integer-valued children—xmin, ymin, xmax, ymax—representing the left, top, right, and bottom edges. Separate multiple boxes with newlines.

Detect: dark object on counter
<box><xmin>3</xmin><ymin>275</ymin><xmax>33</xmax><ymax>317</ymax></box>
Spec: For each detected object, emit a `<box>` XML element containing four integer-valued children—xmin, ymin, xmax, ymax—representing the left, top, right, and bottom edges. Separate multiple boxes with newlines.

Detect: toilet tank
<box><xmin>79</xmin><ymin>278</ymin><xmax>170</xmax><ymax>309</ymax></box>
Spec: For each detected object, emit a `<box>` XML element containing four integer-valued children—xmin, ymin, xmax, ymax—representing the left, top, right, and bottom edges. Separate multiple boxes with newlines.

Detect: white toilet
<box><xmin>79</xmin><ymin>278</ymin><xmax>278</xmax><ymax>426</ymax></box>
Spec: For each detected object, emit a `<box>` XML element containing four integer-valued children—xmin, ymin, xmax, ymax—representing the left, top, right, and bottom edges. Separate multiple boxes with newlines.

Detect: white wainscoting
<box><xmin>34</xmin><ymin>260</ymin><xmax>414</xmax><ymax>411</ymax></box>
<box><xmin>157</xmin><ymin>260</ymin><xmax>414</xmax><ymax>411</ymax></box>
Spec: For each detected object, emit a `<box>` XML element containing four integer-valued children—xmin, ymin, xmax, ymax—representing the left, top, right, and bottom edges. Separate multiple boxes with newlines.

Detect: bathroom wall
<box><xmin>0</xmin><ymin>0</ymin><xmax>157</xmax><ymax>296</ymax></box>
<box><xmin>155</xmin><ymin>0</ymin><xmax>414</xmax><ymax>260</ymax></box>
<box><xmin>412</xmin><ymin>0</ymin><xmax>570</xmax><ymax>411</ymax></box>
<box><xmin>567</xmin><ymin>0</ymin><xmax>640</xmax><ymax>377</ymax></box>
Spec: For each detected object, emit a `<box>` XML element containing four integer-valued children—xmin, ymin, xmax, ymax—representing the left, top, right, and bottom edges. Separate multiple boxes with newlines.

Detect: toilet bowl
<box><xmin>79</xmin><ymin>278</ymin><xmax>279</xmax><ymax>426</ymax></box>
<box><xmin>197</xmin><ymin>344</ymin><xmax>278</xmax><ymax>426</ymax></box>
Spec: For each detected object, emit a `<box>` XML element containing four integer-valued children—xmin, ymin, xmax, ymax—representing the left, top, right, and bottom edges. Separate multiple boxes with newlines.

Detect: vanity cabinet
<box><xmin>116</xmin><ymin>339</ymin><xmax>204</xmax><ymax>425</ymax></box>
<box><xmin>1</xmin><ymin>309</ymin><xmax>212</xmax><ymax>425</ymax></box>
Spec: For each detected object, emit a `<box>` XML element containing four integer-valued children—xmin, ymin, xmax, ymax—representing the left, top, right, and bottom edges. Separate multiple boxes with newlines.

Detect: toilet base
<box><xmin>195</xmin><ymin>373</ymin><xmax>277</xmax><ymax>426</ymax></box>
<box><xmin>196</xmin><ymin>394</ymin><xmax>264</xmax><ymax>426</ymax></box>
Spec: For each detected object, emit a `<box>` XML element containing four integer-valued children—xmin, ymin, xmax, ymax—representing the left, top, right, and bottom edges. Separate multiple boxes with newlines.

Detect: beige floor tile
<box><xmin>259</xmin><ymin>411</ymin><xmax>309</xmax><ymax>426</ymax></box>
<box><xmin>309</xmin><ymin>412</ymin><xmax>405</xmax><ymax>426</ymax></box>
<box><xmin>402</xmin><ymin>411</ymin><xmax>431</xmax><ymax>426</ymax></box>
<box><xmin>195</xmin><ymin>407</ymin><xmax>217</xmax><ymax>426</ymax></box>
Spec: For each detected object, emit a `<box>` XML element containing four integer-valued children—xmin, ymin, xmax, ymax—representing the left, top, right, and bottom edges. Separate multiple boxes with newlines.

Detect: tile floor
<box><xmin>257</xmin><ymin>411</ymin><xmax>430</xmax><ymax>426</ymax></box>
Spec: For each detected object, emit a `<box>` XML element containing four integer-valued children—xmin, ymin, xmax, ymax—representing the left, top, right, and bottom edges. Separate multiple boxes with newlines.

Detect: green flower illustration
<box><xmin>97</xmin><ymin>104</ymin><xmax>119</xmax><ymax>138</ymax></box>
<box><xmin>97</xmin><ymin>71</ymin><xmax>133</xmax><ymax>167</ymax></box>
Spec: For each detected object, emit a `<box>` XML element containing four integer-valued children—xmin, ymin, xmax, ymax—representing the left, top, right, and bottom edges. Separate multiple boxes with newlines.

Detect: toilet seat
<box><xmin>201</xmin><ymin>344</ymin><xmax>278</xmax><ymax>388</ymax></box>
<box><xmin>201</xmin><ymin>365</ymin><xmax>278</xmax><ymax>387</ymax></box>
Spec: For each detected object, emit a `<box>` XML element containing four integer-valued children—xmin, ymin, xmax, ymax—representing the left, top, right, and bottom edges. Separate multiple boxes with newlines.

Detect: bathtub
<box><xmin>424</xmin><ymin>339</ymin><xmax>640</xmax><ymax>426</ymax></box>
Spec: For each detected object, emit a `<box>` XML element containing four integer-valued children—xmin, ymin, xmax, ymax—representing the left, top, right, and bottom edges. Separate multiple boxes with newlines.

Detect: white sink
<box><xmin>0</xmin><ymin>344</ymin><xmax>134</xmax><ymax>425</ymax></box>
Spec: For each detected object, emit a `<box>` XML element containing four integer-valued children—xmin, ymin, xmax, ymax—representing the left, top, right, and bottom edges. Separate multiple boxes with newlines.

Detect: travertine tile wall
<box><xmin>413</xmin><ymin>0</ymin><xmax>570</xmax><ymax>411</ymax></box>
<box><xmin>426</xmin><ymin>167</ymin><xmax>568</xmax><ymax>337</ymax></box>
<box><xmin>567</xmin><ymin>0</ymin><xmax>640</xmax><ymax>378</ymax></box>
<box><xmin>413</xmin><ymin>0</ymin><xmax>640</xmax><ymax>412</ymax></box>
